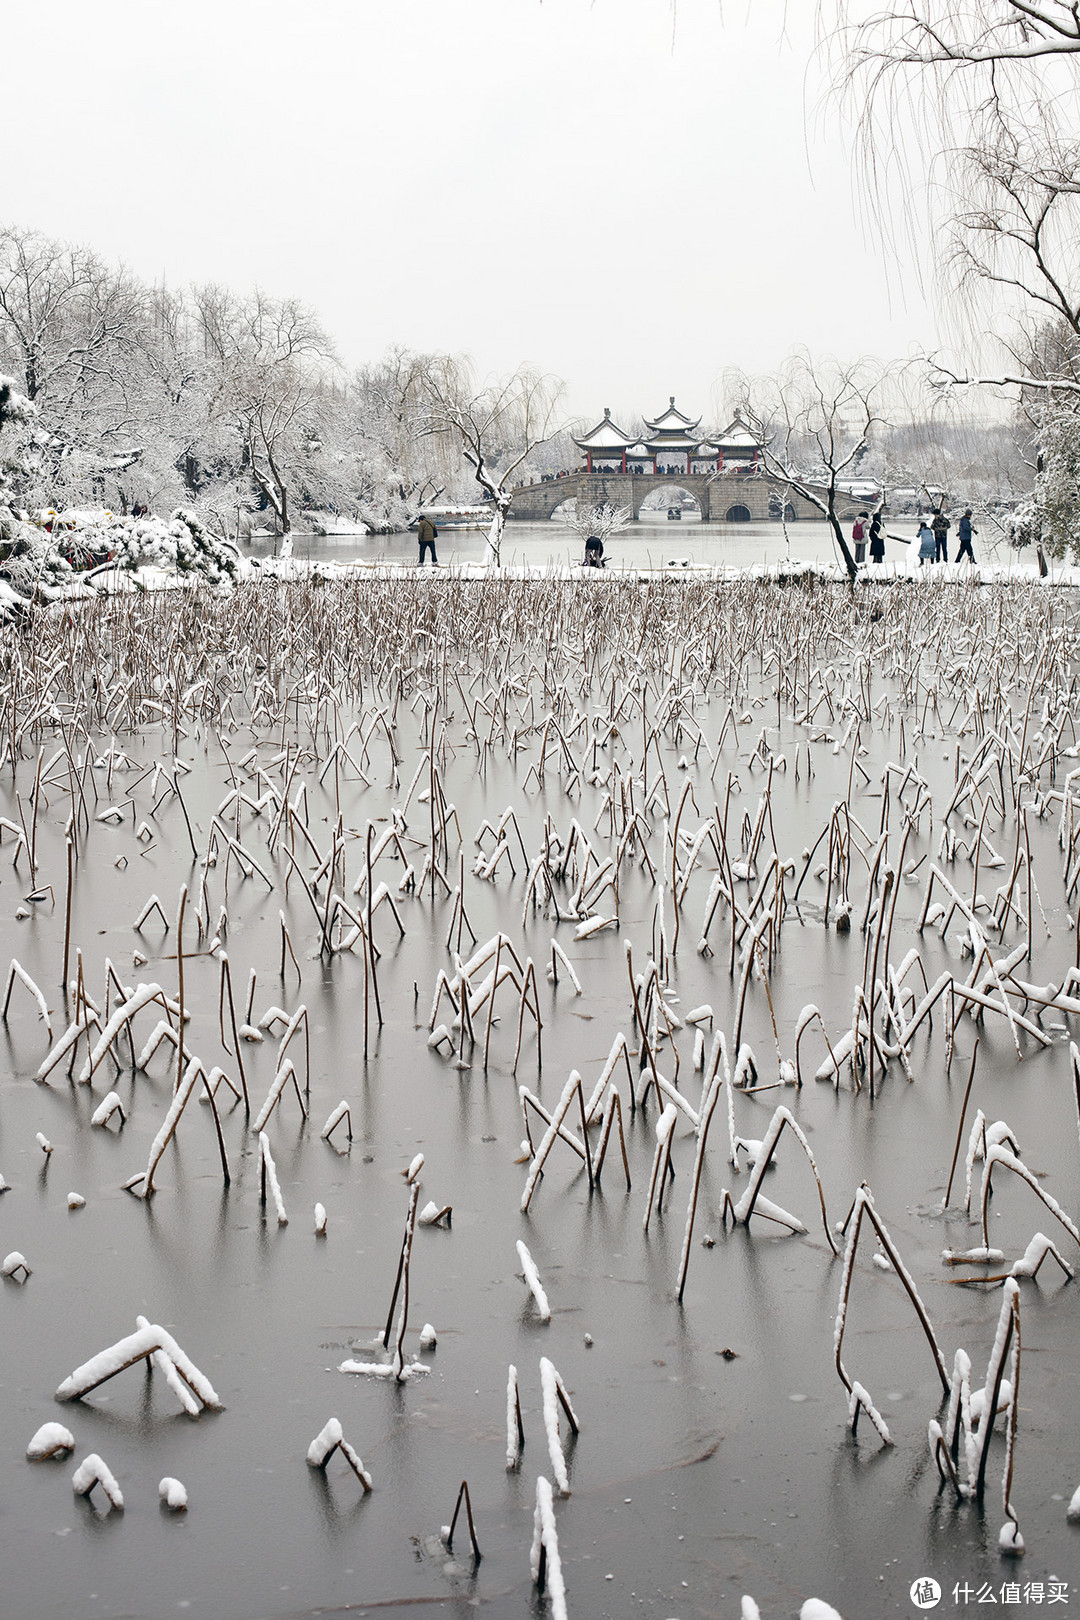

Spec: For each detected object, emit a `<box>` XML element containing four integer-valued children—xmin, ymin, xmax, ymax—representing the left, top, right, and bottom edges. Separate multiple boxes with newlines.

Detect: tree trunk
<box><xmin>486</xmin><ymin>494</ymin><xmax>512</xmax><ymax>567</ymax></box>
<box><xmin>827</xmin><ymin>507</ymin><xmax>858</xmax><ymax>583</ymax></box>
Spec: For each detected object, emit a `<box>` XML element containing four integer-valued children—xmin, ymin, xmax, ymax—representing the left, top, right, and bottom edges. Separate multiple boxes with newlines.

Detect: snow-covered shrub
<box><xmin>67</xmin><ymin>507</ymin><xmax>243</xmax><ymax>584</ymax></box>
<box><xmin>0</xmin><ymin>532</ymin><xmax>75</xmax><ymax>600</ymax></box>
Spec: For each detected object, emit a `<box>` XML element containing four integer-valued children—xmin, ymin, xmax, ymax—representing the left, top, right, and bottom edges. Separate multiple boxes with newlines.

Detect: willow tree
<box><xmin>818</xmin><ymin>4</ymin><xmax>1080</xmax><ymax>367</ymax></box>
<box><xmin>806</xmin><ymin>5</ymin><xmax>1080</xmax><ymax>551</ymax></box>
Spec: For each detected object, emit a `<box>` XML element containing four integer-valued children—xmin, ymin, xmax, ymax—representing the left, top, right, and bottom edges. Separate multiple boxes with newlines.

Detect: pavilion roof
<box><xmin>714</xmin><ymin>413</ymin><xmax>764</xmax><ymax>450</ymax></box>
<box><xmin>645</xmin><ymin>433</ymin><xmax>703</xmax><ymax>451</ymax></box>
<box><xmin>643</xmin><ymin>396</ymin><xmax>702</xmax><ymax>436</ymax></box>
<box><xmin>573</xmin><ymin>407</ymin><xmax>637</xmax><ymax>450</ymax></box>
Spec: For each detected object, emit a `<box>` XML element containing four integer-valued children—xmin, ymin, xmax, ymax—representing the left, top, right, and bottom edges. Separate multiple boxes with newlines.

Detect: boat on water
<box><xmin>414</xmin><ymin>505</ymin><xmax>493</xmax><ymax>530</ymax></box>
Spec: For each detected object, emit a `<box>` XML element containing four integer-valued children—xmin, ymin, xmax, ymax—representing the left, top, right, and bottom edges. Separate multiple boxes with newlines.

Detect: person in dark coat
<box><xmin>868</xmin><ymin>511</ymin><xmax>885</xmax><ymax>563</ymax></box>
<box><xmin>417</xmin><ymin>513</ymin><xmax>439</xmax><ymax>567</ymax></box>
<box><xmin>582</xmin><ymin>535</ymin><xmax>605</xmax><ymax>568</ymax></box>
<box><xmin>931</xmin><ymin>509</ymin><xmax>950</xmax><ymax>562</ymax></box>
<box><xmin>956</xmin><ymin>508</ymin><xmax>976</xmax><ymax>563</ymax></box>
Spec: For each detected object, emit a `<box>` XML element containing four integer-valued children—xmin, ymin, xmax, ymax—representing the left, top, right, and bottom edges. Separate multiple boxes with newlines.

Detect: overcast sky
<box><xmin>4</xmin><ymin>0</ymin><xmax>936</xmax><ymax>421</ymax></box>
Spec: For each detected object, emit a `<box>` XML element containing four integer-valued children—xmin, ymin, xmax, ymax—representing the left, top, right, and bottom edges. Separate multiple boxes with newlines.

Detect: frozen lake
<box><xmin>244</xmin><ymin>515</ymin><xmax>1017</xmax><ymax>573</ymax></box>
<box><xmin>2</xmin><ymin>574</ymin><xmax>1078</xmax><ymax>1620</ymax></box>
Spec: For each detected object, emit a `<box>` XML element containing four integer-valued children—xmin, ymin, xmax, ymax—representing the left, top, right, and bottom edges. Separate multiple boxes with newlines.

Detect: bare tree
<box><xmin>338</xmin><ymin>348</ymin><xmax>450</xmax><ymax>531</ymax></box>
<box><xmin>0</xmin><ymin>225</ymin><xmax>149</xmax><ymax>503</ymax></box>
<box><xmin>558</xmin><ymin>500</ymin><xmax>631</xmax><ymax>548</ymax></box>
<box><xmin>193</xmin><ymin>285</ymin><xmax>335</xmax><ymax>554</ymax></box>
<box><xmin>413</xmin><ymin>358</ymin><xmax>563</xmax><ymax>566</ymax></box>
<box><xmin>737</xmin><ymin>352</ymin><xmax>895</xmax><ymax>582</ymax></box>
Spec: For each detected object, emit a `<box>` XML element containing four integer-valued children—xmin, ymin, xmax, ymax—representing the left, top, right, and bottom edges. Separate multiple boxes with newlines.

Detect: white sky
<box><xmin>3</xmin><ymin>0</ymin><xmax>938</xmax><ymax>421</ymax></box>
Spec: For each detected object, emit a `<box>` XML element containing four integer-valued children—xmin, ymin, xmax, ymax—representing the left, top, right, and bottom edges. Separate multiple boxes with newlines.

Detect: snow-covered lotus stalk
<box><xmin>506</xmin><ymin>1364</ymin><xmax>524</xmax><ymax>1470</ymax></box>
<box><xmin>339</xmin><ymin>1182</ymin><xmax>428</xmax><ymax>1381</ymax></box>
<box><xmin>930</xmin><ymin>1280</ymin><xmax>1024</xmax><ymax>1547</ymax></box>
<box><xmin>834</xmin><ymin>1184</ymin><xmax>950</xmax><ymax>1445</ymax></box>
<box><xmin>55</xmin><ymin>1319</ymin><xmax>222</xmax><ymax>1414</ymax></box>
<box><xmin>259</xmin><ymin>1133</ymin><xmax>289</xmax><ymax>1224</ymax></box>
<box><xmin>442</xmin><ymin>1479</ymin><xmax>481</xmax><ymax>1561</ymax></box>
<box><xmin>72</xmin><ymin>1453</ymin><xmax>124</xmax><ymax>1510</ymax></box>
<box><xmin>306</xmin><ymin>1418</ymin><xmax>373</xmax><ymax>1489</ymax></box>
<box><xmin>539</xmin><ymin>1357</ymin><xmax>579</xmax><ymax>1496</ymax></box>
<box><xmin>159</xmin><ymin>1477</ymin><xmax>188</xmax><ymax>1510</ymax></box>
<box><xmin>93</xmin><ymin>508</ymin><xmax>242</xmax><ymax>584</ymax></box>
<box><xmin>516</xmin><ymin>1240</ymin><xmax>551</xmax><ymax>1321</ymax></box>
<box><xmin>676</xmin><ymin>1061</ymin><xmax>725</xmax><ymax>1300</ymax></box>
<box><xmin>26</xmin><ymin>1422</ymin><xmax>75</xmax><ymax>1460</ymax></box>
<box><xmin>520</xmin><ymin>1069</ymin><xmax>592</xmax><ymax>1212</ymax></box>
<box><xmin>722</xmin><ymin>1105</ymin><xmax>837</xmax><ymax>1252</ymax></box>
<box><xmin>3</xmin><ymin>959</ymin><xmax>53</xmax><ymax>1034</ymax></box>
<box><xmin>977</xmin><ymin>1138</ymin><xmax>1080</xmax><ymax>1252</ymax></box>
<box><xmin>530</xmin><ymin>1475</ymin><xmax>568</xmax><ymax>1619</ymax></box>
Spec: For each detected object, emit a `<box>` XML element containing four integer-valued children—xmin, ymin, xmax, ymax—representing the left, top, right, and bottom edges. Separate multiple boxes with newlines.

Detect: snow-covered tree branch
<box><xmin>413</xmin><ymin>358</ymin><xmax>563</xmax><ymax>566</ymax></box>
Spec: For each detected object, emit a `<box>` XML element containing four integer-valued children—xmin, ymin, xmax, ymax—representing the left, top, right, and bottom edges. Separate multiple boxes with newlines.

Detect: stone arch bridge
<box><xmin>509</xmin><ymin>470</ymin><xmax>855</xmax><ymax>524</ymax></box>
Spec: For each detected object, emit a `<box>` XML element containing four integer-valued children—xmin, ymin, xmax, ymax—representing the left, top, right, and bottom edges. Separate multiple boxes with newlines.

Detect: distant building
<box><xmin>572</xmin><ymin>408</ymin><xmax>638</xmax><ymax>474</ymax></box>
<box><xmin>573</xmin><ymin>399</ymin><xmax>763</xmax><ymax>477</ymax></box>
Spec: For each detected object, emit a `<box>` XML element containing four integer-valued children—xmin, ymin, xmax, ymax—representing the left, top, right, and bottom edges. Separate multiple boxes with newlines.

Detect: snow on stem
<box><xmin>259</xmin><ymin>1133</ymin><xmax>288</xmax><ymax>1224</ymax></box>
<box><xmin>506</xmin><ymin>1364</ymin><xmax>524</xmax><ymax>1470</ymax></box>
<box><xmin>306</xmin><ymin>1418</ymin><xmax>373</xmax><ymax>1489</ymax></box>
<box><xmin>516</xmin><ymin>1240</ymin><xmax>551</xmax><ymax>1321</ymax></box>
<box><xmin>530</xmin><ymin>1475</ymin><xmax>568</xmax><ymax>1619</ymax></box>
<box><xmin>539</xmin><ymin>1356</ymin><xmax>579</xmax><ymax>1496</ymax></box>
<box><xmin>56</xmin><ymin>1320</ymin><xmax>222</xmax><ymax>1411</ymax></box>
<box><xmin>72</xmin><ymin>1453</ymin><xmax>123</xmax><ymax>1510</ymax></box>
<box><xmin>2</xmin><ymin>958</ymin><xmax>53</xmax><ymax>1036</ymax></box>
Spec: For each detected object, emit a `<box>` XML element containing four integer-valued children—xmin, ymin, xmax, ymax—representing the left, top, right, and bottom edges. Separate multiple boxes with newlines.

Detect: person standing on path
<box><xmin>417</xmin><ymin>513</ymin><xmax>439</xmax><ymax>567</ymax></box>
<box><xmin>852</xmin><ymin>511</ymin><xmax>868</xmax><ymax>565</ymax></box>
<box><xmin>931</xmin><ymin>508</ymin><xmax>951</xmax><ymax>563</ymax></box>
<box><xmin>956</xmin><ymin>508</ymin><xmax>977</xmax><ymax>563</ymax></box>
<box><xmin>868</xmin><ymin>510</ymin><xmax>885</xmax><ymax>564</ymax></box>
<box><xmin>917</xmin><ymin>519</ymin><xmax>935</xmax><ymax>566</ymax></box>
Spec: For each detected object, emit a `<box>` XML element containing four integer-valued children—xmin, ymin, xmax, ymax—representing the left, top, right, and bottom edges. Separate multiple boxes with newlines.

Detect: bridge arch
<box><xmin>547</xmin><ymin>497</ymin><xmax>578</xmax><ymax>523</ymax></box>
<box><xmin>768</xmin><ymin>495</ymin><xmax>799</xmax><ymax>523</ymax></box>
<box><xmin>638</xmin><ymin>483</ymin><xmax>702</xmax><ymax>521</ymax></box>
<box><xmin>725</xmin><ymin>504</ymin><xmax>753</xmax><ymax>523</ymax></box>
